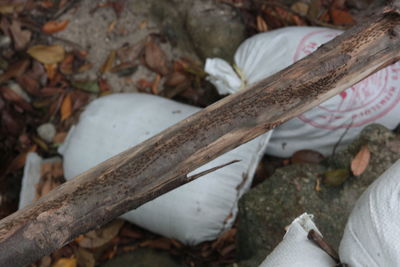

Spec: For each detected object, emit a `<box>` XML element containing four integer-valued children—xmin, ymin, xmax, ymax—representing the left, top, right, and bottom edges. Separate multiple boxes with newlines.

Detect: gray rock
<box><xmin>237</xmin><ymin>124</ymin><xmax>400</xmax><ymax>266</ymax></box>
<box><xmin>185</xmin><ymin>0</ymin><xmax>246</xmax><ymax>63</ymax></box>
<box><xmin>100</xmin><ymin>248</ymin><xmax>183</xmax><ymax>267</ymax></box>
<box><xmin>37</xmin><ymin>123</ymin><xmax>56</xmax><ymax>143</ymax></box>
<box><xmin>149</xmin><ymin>0</ymin><xmax>246</xmax><ymax>63</ymax></box>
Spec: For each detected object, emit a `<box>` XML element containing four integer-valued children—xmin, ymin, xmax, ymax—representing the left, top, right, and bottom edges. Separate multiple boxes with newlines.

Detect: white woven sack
<box><xmin>339</xmin><ymin>159</ymin><xmax>400</xmax><ymax>266</ymax></box>
<box><xmin>59</xmin><ymin>93</ymin><xmax>272</xmax><ymax>245</ymax></box>
<box><xmin>19</xmin><ymin>152</ymin><xmax>43</xmax><ymax>210</ymax></box>
<box><xmin>206</xmin><ymin>26</ymin><xmax>400</xmax><ymax>157</ymax></box>
<box><xmin>259</xmin><ymin>213</ymin><xmax>335</xmax><ymax>267</ymax></box>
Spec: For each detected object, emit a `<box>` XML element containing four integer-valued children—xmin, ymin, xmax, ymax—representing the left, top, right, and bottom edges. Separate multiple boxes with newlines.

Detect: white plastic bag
<box><xmin>339</xmin><ymin>159</ymin><xmax>400</xmax><ymax>266</ymax></box>
<box><xmin>19</xmin><ymin>152</ymin><xmax>43</xmax><ymax>210</ymax></box>
<box><xmin>206</xmin><ymin>26</ymin><xmax>400</xmax><ymax>157</ymax></box>
<box><xmin>59</xmin><ymin>93</ymin><xmax>272</xmax><ymax>245</ymax></box>
<box><xmin>259</xmin><ymin>213</ymin><xmax>335</xmax><ymax>267</ymax></box>
<box><xmin>19</xmin><ymin>153</ymin><xmax>62</xmax><ymax>209</ymax></box>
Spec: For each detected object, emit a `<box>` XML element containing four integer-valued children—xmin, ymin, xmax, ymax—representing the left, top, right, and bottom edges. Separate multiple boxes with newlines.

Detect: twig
<box><xmin>307</xmin><ymin>229</ymin><xmax>340</xmax><ymax>262</ymax></box>
<box><xmin>52</xmin><ymin>0</ymin><xmax>82</xmax><ymax>20</ymax></box>
<box><xmin>186</xmin><ymin>160</ymin><xmax>240</xmax><ymax>182</ymax></box>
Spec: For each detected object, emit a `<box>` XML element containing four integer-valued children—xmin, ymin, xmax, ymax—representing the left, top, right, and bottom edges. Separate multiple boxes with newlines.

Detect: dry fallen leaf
<box><xmin>256</xmin><ymin>15</ymin><xmax>268</xmax><ymax>32</ymax></box>
<box><xmin>323</xmin><ymin>169</ymin><xmax>349</xmax><ymax>187</ymax></box>
<box><xmin>44</xmin><ymin>63</ymin><xmax>58</xmax><ymax>80</ymax></box>
<box><xmin>144</xmin><ymin>38</ymin><xmax>169</xmax><ymax>76</ymax></box>
<box><xmin>75</xmin><ymin>248</ymin><xmax>95</xmax><ymax>267</ymax></box>
<box><xmin>1</xmin><ymin>86</ymin><xmax>32</xmax><ymax>111</ymax></box>
<box><xmin>291</xmin><ymin>149</ymin><xmax>324</xmax><ymax>164</ymax></box>
<box><xmin>351</xmin><ymin>145</ymin><xmax>370</xmax><ymax>176</ymax></box>
<box><xmin>0</xmin><ymin>59</ymin><xmax>30</xmax><ymax>83</ymax></box>
<box><xmin>10</xmin><ymin>19</ymin><xmax>31</xmax><ymax>50</ymax></box>
<box><xmin>100</xmin><ymin>50</ymin><xmax>116</xmax><ymax>74</ymax></box>
<box><xmin>116</xmin><ymin>40</ymin><xmax>145</xmax><ymax>63</ymax></box>
<box><xmin>27</xmin><ymin>45</ymin><xmax>65</xmax><ymax>64</ymax></box>
<box><xmin>78</xmin><ymin>220</ymin><xmax>124</xmax><ymax>249</ymax></box>
<box><xmin>291</xmin><ymin>2</ymin><xmax>309</xmax><ymax>16</ymax></box>
<box><xmin>6</xmin><ymin>145</ymin><xmax>36</xmax><ymax>173</ymax></box>
<box><xmin>42</xmin><ymin>20</ymin><xmax>69</xmax><ymax>34</ymax></box>
<box><xmin>330</xmin><ymin>9</ymin><xmax>354</xmax><ymax>26</ymax></box>
<box><xmin>52</xmin><ymin>257</ymin><xmax>77</xmax><ymax>267</ymax></box>
<box><xmin>61</xmin><ymin>93</ymin><xmax>72</xmax><ymax>121</ymax></box>
<box><xmin>17</xmin><ymin>74</ymin><xmax>40</xmax><ymax>95</ymax></box>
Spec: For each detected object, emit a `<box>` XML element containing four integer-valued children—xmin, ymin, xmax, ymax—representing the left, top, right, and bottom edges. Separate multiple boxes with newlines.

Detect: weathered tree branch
<box><xmin>1</xmin><ymin>7</ymin><xmax>400</xmax><ymax>267</ymax></box>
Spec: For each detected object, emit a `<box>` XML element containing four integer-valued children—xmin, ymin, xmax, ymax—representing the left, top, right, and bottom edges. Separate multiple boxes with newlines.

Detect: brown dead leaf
<box><xmin>1</xmin><ymin>109</ymin><xmax>23</xmax><ymax>135</ymax></box>
<box><xmin>75</xmin><ymin>248</ymin><xmax>95</xmax><ymax>267</ymax></box>
<box><xmin>60</xmin><ymin>93</ymin><xmax>72</xmax><ymax>121</ymax></box>
<box><xmin>165</xmin><ymin>71</ymin><xmax>187</xmax><ymax>87</ymax></box>
<box><xmin>107</xmin><ymin>20</ymin><xmax>117</xmax><ymax>33</ymax></box>
<box><xmin>0</xmin><ymin>59</ymin><xmax>30</xmax><ymax>83</ymax></box>
<box><xmin>39</xmin><ymin>1</ymin><xmax>54</xmax><ymax>9</ymax></box>
<box><xmin>60</xmin><ymin>53</ymin><xmax>74</xmax><ymax>74</ymax></box>
<box><xmin>78</xmin><ymin>220</ymin><xmax>124</xmax><ymax>249</ymax></box>
<box><xmin>212</xmin><ymin>228</ymin><xmax>237</xmax><ymax>251</ymax></box>
<box><xmin>220</xmin><ymin>243</ymin><xmax>235</xmax><ymax>257</ymax></box>
<box><xmin>70</xmin><ymin>90</ymin><xmax>89</xmax><ymax>111</ymax></box>
<box><xmin>291</xmin><ymin>2</ymin><xmax>309</xmax><ymax>16</ymax></box>
<box><xmin>291</xmin><ymin>149</ymin><xmax>324</xmax><ymax>164</ymax></box>
<box><xmin>351</xmin><ymin>145</ymin><xmax>370</xmax><ymax>176</ymax></box>
<box><xmin>45</xmin><ymin>63</ymin><xmax>58</xmax><ymax>81</ymax></box>
<box><xmin>120</xmin><ymin>226</ymin><xmax>144</xmax><ymax>239</ymax></box>
<box><xmin>307</xmin><ymin>0</ymin><xmax>322</xmax><ymax>20</ymax></box>
<box><xmin>27</xmin><ymin>45</ymin><xmax>65</xmax><ymax>64</ymax></box>
<box><xmin>330</xmin><ymin>9</ymin><xmax>354</xmax><ymax>26</ymax></box>
<box><xmin>99</xmin><ymin>78</ymin><xmax>111</xmax><ymax>92</ymax></box>
<box><xmin>1</xmin><ymin>86</ymin><xmax>32</xmax><ymax>111</ymax></box>
<box><xmin>136</xmin><ymin>79</ymin><xmax>153</xmax><ymax>90</ymax></box>
<box><xmin>38</xmin><ymin>255</ymin><xmax>52</xmax><ymax>267</ymax></box>
<box><xmin>42</xmin><ymin>20</ymin><xmax>69</xmax><ymax>34</ymax></box>
<box><xmin>315</xmin><ymin>177</ymin><xmax>322</xmax><ymax>192</ymax></box>
<box><xmin>256</xmin><ymin>15</ymin><xmax>268</xmax><ymax>32</ymax></box>
<box><xmin>151</xmin><ymin>74</ymin><xmax>161</xmax><ymax>95</ymax></box>
<box><xmin>10</xmin><ymin>19</ymin><xmax>31</xmax><ymax>50</ymax></box>
<box><xmin>52</xmin><ymin>258</ymin><xmax>77</xmax><ymax>267</ymax></box>
<box><xmin>100</xmin><ymin>50</ymin><xmax>116</xmax><ymax>74</ymax></box>
<box><xmin>116</xmin><ymin>40</ymin><xmax>145</xmax><ymax>63</ymax></box>
<box><xmin>331</xmin><ymin>0</ymin><xmax>347</xmax><ymax>9</ymax></box>
<box><xmin>6</xmin><ymin>145</ymin><xmax>36</xmax><ymax>173</ymax></box>
<box><xmin>17</xmin><ymin>75</ymin><xmax>40</xmax><ymax>95</ymax></box>
<box><xmin>144</xmin><ymin>38</ymin><xmax>169</xmax><ymax>75</ymax></box>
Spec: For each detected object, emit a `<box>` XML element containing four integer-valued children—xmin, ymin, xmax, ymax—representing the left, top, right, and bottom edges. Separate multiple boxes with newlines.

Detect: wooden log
<box><xmin>1</xmin><ymin>7</ymin><xmax>400</xmax><ymax>266</ymax></box>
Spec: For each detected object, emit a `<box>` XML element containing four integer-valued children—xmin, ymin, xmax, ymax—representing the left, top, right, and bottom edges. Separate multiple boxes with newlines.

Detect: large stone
<box><xmin>185</xmin><ymin>0</ymin><xmax>246</xmax><ymax>63</ymax></box>
<box><xmin>149</xmin><ymin>0</ymin><xmax>246</xmax><ymax>63</ymax></box>
<box><xmin>237</xmin><ymin>124</ymin><xmax>400</xmax><ymax>266</ymax></box>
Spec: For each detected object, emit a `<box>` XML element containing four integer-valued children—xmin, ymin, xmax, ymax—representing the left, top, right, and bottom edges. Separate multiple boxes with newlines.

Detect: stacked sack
<box><xmin>206</xmin><ymin>26</ymin><xmax>400</xmax><ymax>157</ymax></box>
<box><xmin>56</xmin><ymin>93</ymin><xmax>272</xmax><ymax>245</ymax></box>
<box><xmin>260</xmin><ymin>159</ymin><xmax>400</xmax><ymax>266</ymax></box>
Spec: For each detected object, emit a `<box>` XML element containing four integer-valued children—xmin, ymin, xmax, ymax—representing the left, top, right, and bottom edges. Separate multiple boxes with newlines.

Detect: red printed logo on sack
<box><xmin>293</xmin><ymin>30</ymin><xmax>400</xmax><ymax>130</ymax></box>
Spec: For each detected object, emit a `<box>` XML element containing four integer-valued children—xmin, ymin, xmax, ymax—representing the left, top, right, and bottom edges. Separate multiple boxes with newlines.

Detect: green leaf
<box><xmin>323</xmin><ymin>169</ymin><xmax>349</xmax><ymax>187</ymax></box>
<box><xmin>71</xmin><ymin>80</ymin><xmax>100</xmax><ymax>93</ymax></box>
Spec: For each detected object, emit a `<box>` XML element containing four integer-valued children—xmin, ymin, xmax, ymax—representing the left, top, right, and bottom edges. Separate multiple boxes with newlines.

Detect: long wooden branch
<box><xmin>1</xmin><ymin>7</ymin><xmax>400</xmax><ymax>266</ymax></box>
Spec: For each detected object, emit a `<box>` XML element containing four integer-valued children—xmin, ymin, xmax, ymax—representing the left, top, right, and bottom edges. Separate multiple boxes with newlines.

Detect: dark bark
<box><xmin>1</xmin><ymin>8</ymin><xmax>400</xmax><ymax>267</ymax></box>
